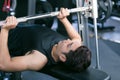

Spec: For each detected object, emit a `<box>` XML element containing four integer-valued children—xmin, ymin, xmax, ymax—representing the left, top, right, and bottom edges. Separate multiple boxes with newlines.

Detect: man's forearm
<box><xmin>60</xmin><ymin>18</ymin><xmax>81</xmax><ymax>41</ymax></box>
<box><xmin>0</xmin><ymin>30</ymin><xmax>1</xmax><ymax>48</ymax></box>
<box><xmin>57</xmin><ymin>8</ymin><xmax>81</xmax><ymax>40</ymax></box>
<box><xmin>0</xmin><ymin>29</ymin><xmax>11</xmax><ymax>69</ymax></box>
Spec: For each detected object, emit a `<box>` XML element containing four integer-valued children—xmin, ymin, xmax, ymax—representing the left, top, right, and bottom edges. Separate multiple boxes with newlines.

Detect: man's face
<box><xmin>56</xmin><ymin>39</ymin><xmax>81</xmax><ymax>55</ymax></box>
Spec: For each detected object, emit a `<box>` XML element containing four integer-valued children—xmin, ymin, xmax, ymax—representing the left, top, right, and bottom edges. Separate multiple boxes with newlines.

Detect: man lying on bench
<box><xmin>0</xmin><ymin>8</ymin><xmax>91</xmax><ymax>74</ymax></box>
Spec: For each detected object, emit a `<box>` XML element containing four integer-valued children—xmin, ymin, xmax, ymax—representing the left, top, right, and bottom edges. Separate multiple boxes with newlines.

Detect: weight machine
<box><xmin>0</xmin><ymin>0</ymin><xmax>111</xmax><ymax>80</ymax></box>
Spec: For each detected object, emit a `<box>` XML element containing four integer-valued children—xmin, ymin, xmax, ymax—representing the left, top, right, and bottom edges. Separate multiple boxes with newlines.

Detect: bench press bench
<box><xmin>40</xmin><ymin>65</ymin><xmax>111</xmax><ymax>80</ymax></box>
<box><xmin>0</xmin><ymin>65</ymin><xmax>111</xmax><ymax>80</ymax></box>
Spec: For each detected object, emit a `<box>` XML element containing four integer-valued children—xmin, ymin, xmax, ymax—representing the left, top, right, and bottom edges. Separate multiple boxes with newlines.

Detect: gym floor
<box><xmin>21</xmin><ymin>15</ymin><xmax>120</xmax><ymax>80</ymax></box>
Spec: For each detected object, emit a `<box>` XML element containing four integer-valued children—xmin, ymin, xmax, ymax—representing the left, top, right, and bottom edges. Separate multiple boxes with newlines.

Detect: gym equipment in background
<box><xmin>35</xmin><ymin>0</ymin><xmax>54</xmax><ymax>28</ymax></box>
<box><xmin>89</xmin><ymin>0</ymin><xmax>115</xmax><ymax>31</ymax></box>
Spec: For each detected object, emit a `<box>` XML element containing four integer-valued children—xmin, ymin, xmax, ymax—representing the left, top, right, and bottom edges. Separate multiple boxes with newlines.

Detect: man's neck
<box><xmin>51</xmin><ymin>44</ymin><xmax>59</xmax><ymax>62</ymax></box>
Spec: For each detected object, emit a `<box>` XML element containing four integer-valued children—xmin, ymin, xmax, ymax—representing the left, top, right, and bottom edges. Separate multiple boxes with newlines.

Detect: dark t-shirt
<box><xmin>8</xmin><ymin>26</ymin><xmax>67</xmax><ymax>66</ymax></box>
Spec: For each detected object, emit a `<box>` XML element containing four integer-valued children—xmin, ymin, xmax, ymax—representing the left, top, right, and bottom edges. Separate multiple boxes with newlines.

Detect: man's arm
<box><xmin>57</xmin><ymin>8</ymin><xmax>82</xmax><ymax>41</ymax></box>
<box><xmin>0</xmin><ymin>16</ymin><xmax>47</xmax><ymax>72</ymax></box>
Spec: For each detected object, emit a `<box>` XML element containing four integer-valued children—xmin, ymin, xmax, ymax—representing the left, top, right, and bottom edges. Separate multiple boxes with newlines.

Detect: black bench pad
<box><xmin>41</xmin><ymin>66</ymin><xmax>111</xmax><ymax>80</ymax></box>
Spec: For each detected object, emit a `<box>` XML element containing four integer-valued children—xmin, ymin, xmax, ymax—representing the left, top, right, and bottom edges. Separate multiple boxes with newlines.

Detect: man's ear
<box><xmin>59</xmin><ymin>54</ymin><xmax>66</xmax><ymax>62</ymax></box>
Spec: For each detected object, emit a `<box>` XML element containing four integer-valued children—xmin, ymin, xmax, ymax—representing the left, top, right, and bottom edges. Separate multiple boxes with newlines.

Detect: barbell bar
<box><xmin>0</xmin><ymin>6</ymin><xmax>92</xmax><ymax>27</ymax></box>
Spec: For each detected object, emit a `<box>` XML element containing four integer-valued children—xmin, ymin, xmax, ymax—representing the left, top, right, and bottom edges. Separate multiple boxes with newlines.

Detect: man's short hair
<box><xmin>63</xmin><ymin>45</ymin><xmax>91</xmax><ymax>72</ymax></box>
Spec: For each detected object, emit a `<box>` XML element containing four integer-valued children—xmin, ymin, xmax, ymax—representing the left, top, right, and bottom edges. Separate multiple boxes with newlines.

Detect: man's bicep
<box><xmin>6</xmin><ymin>50</ymin><xmax>48</xmax><ymax>72</ymax></box>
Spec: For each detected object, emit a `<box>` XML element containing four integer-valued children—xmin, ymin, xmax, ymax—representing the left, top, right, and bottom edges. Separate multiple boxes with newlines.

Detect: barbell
<box><xmin>0</xmin><ymin>6</ymin><xmax>92</xmax><ymax>27</ymax></box>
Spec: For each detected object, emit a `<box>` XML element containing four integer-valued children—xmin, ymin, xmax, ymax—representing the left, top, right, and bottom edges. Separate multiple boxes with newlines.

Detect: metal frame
<box><xmin>75</xmin><ymin>0</ymin><xmax>110</xmax><ymax>80</ymax></box>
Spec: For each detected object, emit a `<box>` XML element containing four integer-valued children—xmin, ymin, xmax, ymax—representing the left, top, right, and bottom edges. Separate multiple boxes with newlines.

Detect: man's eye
<box><xmin>68</xmin><ymin>43</ymin><xmax>73</xmax><ymax>48</ymax></box>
